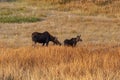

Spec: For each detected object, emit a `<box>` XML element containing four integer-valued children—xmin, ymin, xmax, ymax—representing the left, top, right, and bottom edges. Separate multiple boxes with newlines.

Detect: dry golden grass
<box><xmin>0</xmin><ymin>12</ymin><xmax>120</xmax><ymax>47</ymax></box>
<box><xmin>0</xmin><ymin>1</ymin><xmax>120</xmax><ymax>18</ymax></box>
<box><xmin>22</xmin><ymin>0</ymin><xmax>120</xmax><ymax>17</ymax></box>
<box><xmin>0</xmin><ymin>2</ymin><xmax>119</xmax><ymax>47</ymax></box>
<box><xmin>0</xmin><ymin>2</ymin><xmax>120</xmax><ymax>80</ymax></box>
<box><xmin>0</xmin><ymin>45</ymin><xmax>120</xmax><ymax>80</ymax></box>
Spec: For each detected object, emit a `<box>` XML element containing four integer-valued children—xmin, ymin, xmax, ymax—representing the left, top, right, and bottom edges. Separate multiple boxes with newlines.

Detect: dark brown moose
<box><xmin>32</xmin><ymin>31</ymin><xmax>61</xmax><ymax>46</ymax></box>
<box><xmin>64</xmin><ymin>35</ymin><xmax>82</xmax><ymax>47</ymax></box>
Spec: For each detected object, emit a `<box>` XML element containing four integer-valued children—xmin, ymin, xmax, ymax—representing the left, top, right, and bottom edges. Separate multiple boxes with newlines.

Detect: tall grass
<box><xmin>0</xmin><ymin>45</ymin><xmax>120</xmax><ymax>80</ymax></box>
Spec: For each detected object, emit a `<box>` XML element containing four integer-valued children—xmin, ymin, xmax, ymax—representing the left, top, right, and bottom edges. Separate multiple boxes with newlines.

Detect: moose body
<box><xmin>64</xmin><ymin>36</ymin><xmax>82</xmax><ymax>47</ymax></box>
<box><xmin>32</xmin><ymin>31</ymin><xmax>61</xmax><ymax>46</ymax></box>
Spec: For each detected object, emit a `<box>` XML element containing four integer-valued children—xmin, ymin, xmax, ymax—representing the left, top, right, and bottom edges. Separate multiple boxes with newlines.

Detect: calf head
<box><xmin>52</xmin><ymin>37</ymin><xmax>62</xmax><ymax>46</ymax></box>
<box><xmin>76</xmin><ymin>35</ymin><xmax>82</xmax><ymax>42</ymax></box>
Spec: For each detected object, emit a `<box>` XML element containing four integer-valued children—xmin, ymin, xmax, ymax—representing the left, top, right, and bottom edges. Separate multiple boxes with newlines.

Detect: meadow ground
<box><xmin>0</xmin><ymin>1</ymin><xmax>120</xmax><ymax>80</ymax></box>
<box><xmin>0</xmin><ymin>10</ymin><xmax>120</xmax><ymax>47</ymax></box>
<box><xmin>0</xmin><ymin>46</ymin><xmax>120</xmax><ymax>80</ymax></box>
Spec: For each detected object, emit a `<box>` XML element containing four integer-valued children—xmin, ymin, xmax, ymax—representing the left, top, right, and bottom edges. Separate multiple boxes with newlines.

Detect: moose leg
<box><xmin>42</xmin><ymin>43</ymin><xmax>45</xmax><ymax>46</ymax></box>
<box><xmin>46</xmin><ymin>42</ymin><xmax>49</xmax><ymax>46</ymax></box>
<box><xmin>71</xmin><ymin>43</ymin><xmax>74</xmax><ymax>47</ymax></box>
<box><xmin>45</xmin><ymin>38</ymin><xmax>49</xmax><ymax>46</ymax></box>
<box><xmin>46</xmin><ymin>40</ymin><xmax>50</xmax><ymax>46</ymax></box>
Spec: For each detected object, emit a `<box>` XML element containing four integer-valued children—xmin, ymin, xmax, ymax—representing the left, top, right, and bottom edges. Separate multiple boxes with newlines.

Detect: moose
<box><xmin>64</xmin><ymin>35</ymin><xmax>82</xmax><ymax>47</ymax></box>
<box><xmin>32</xmin><ymin>31</ymin><xmax>61</xmax><ymax>46</ymax></box>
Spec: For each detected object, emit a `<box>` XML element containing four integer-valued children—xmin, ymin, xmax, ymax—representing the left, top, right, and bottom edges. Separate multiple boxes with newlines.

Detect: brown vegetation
<box><xmin>0</xmin><ymin>1</ymin><xmax>120</xmax><ymax>80</ymax></box>
<box><xmin>0</xmin><ymin>45</ymin><xmax>120</xmax><ymax>80</ymax></box>
<box><xmin>16</xmin><ymin>0</ymin><xmax>120</xmax><ymax>17</ymax></box>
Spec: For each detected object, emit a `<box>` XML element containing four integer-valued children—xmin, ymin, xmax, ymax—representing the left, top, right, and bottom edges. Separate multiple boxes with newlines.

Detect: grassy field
<box><xmin>0</xmin><ymin>46</ymin><xmax>120</xmax><ymax>80</ymax></box>
<box><xmin>0</xmin><ymin>1</ymin><xmax>120</xmax><ymax>80</ymax></box>
<box><xmin>0</xmin><ymin>11</ymin><xmax>120</xmax><ymax>47</ymax></box>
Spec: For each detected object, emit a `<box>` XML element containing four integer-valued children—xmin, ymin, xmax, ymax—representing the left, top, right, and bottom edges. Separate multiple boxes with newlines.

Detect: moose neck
<box><xmin>49</xmin><ymin>35</ymin><xmax>55</xmax><ymax>41</ymax></box>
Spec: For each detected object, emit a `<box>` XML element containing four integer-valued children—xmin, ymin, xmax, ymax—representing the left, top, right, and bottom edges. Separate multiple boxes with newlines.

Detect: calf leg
<box><xmin>73</xmin><ymin>44</ymin><xmax>76</xmax><ymax>47</ymax></box>
<box><xmin>32</xmin><ymin>42</ymin><xmax>37</xmax><ymax>47</ymax></box>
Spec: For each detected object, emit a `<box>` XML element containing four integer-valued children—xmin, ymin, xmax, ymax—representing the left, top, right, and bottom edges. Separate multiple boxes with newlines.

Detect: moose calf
<box><xmin>64</xmin><ymin>35</ymin><xmax>82</xmax><ymax>47</ymax></box>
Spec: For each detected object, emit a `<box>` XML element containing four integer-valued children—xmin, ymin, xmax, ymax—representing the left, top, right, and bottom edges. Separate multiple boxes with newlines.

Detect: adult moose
<box><xmin>64</xmin><ymin>35</ymin><xmax>82</xmax><ymax>47</ymax></box>
<box><xmin>32</xmin><ymin>31</ymin><xmax>61</xmax><ymax>46</ymax></box>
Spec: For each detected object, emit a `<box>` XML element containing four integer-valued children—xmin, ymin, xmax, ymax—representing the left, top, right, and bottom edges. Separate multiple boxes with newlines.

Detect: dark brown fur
<box><xmin>32</xmin><ymin>31</ymin><xmax>61</xmax><ymax>46</ymax></box>
<box><xmin>64</xmin><ymin>35</ymin><xmax>82</xmax><ymax>47</ymax></box>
